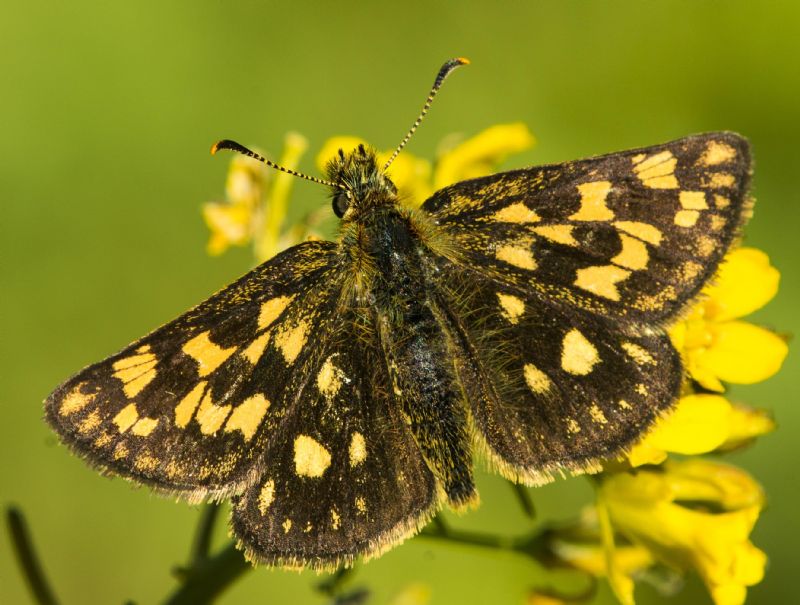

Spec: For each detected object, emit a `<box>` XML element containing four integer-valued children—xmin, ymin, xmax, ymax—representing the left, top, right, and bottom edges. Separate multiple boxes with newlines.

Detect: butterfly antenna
<box><xmin>383</xmin><ymin>57</ymin><xmax>470</xmax><ymax>171</ymax></box>
<box><xmin>211</xmin><ymin>139</ymin><xmax>339</xmax><ymax>188</ymax></box>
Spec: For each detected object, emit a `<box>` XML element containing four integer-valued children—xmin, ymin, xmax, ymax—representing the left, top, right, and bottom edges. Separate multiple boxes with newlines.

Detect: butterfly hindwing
<box><xmin>230</xmin><ymin>313</ymin><xmax>438</xmax><ymax>569</ymax></box>
<box><xmin>422</xmin><ymin>132</ymin><xmax>751</xmax><ymax>324</ymax></box>
<box><xmin>431</xmin><ymin>262</ymin><xmax>681</xmax><ymax>483</ymax></box>
<box><xmin>45</xmin><ymin>241</ymin><xmax>343</xmax><ymax>500</ymax></box>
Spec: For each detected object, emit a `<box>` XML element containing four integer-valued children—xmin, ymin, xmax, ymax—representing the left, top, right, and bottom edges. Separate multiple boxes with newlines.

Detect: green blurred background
<box><xmin>2</xmin><ymin>2</ymin><xmax>798</xmax><ymax>604</ymax></box>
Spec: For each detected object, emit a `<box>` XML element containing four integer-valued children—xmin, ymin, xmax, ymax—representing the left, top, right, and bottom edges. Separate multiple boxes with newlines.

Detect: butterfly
<box><xmin>45</xmin><ymin>58</ymin><xmax>752</xmax><ymax>570</ymax></box>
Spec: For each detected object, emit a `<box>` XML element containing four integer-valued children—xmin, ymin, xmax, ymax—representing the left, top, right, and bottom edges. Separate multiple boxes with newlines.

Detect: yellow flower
<box><xmin>549</xmin><ymin>510</ymin><xmax>654</xmax><ymax>604</ymax></box>
<box><xmin>203</xmin><ymin>148</ymin><xmax>269</xmax><ymax>255</ymax></box>
<box><xmin>203</xmin><ymin>132</ymin><xmax>309</xmax><ymax>260</ymax></box>
<box><xmin>433</xmin><ymin>123</ymin><xmax>535</xmax><ymax>190</ymax></box>
<box><xmin>670</xmin><ymin>248</ymin><xmax>787</xmax><ymax>391</ymax></box>
<box><xmin>599</xmin><ymin>460</ymin><xmax>767</xmax><ymax>605</ymax></box>
<box><xmin>626</xmin><ymin>394</ymin><xmax>775</xmax><ymax>467</ymax></box>
<box><xmin>316</xmin><ymin>123</ymin><xmax>535</xmax><ymax>208</ymax></box>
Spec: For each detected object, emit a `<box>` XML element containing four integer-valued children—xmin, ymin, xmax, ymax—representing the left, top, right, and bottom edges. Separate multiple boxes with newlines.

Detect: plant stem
<box><xmin>164</xmin><ymin>542</ymin><xmax>250</xmax><ymax>605</ymax></box>
<box><xmin>188</xmin><ymin>503</ymin><xmax>220</xmax><ymax>568</ymax></box>
<box><xmin>6</xmin><ymin>506</ymin><xmax>60</xmax><ymax>605</ymax></box>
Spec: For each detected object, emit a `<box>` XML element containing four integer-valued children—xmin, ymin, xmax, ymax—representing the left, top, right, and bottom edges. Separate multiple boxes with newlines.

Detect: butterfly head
<box><xmin>324</xmin><ymin>144</ymin><xmax>398</xmax><ymax>218</ymax></box>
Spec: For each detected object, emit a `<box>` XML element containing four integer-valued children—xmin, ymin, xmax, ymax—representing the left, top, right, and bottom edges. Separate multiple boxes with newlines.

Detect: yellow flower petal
<box><xmin>703</xmin><ymin>248</ymin><xmax>780</xmax><ymax>322</ymax></box>
<box><xmin>315</xmin><ymin>136</ymin><xmax>367</xmax><ymax>172</ymax></box>
<box><xmin>696</xmin><ymin>321</ymin><xmax>788</xmax><ymax>385</ymax></box>
<box><xmin>721</xmin><ymin>405</ymin><xmax>775</xmax><ymax>450</ymax></box>
<box><xmin>379</xmin><ymin>151</ymin><xmax>433</xmax><ymax>207</ymax></box>
<box><xmin>201</xmin><ymin>202</ymin><xmax>253</xmax><ymax>255</ymax></box>
<box><xmin>601</xmin><ymin>461</ymin><xmax>766</xmax><ymax>605</ymax></box>
<box><xmin>628</xmin><ymin>395</ymin><xmax>733</xmax><ymax>465</ymax></box>
<box><xmin>433</xmin><ymin>123</ymin><xmax>535</xmax><ymax>190</ymax></box>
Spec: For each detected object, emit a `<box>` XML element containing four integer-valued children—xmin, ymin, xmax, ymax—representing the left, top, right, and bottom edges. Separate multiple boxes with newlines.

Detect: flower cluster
<box><xmin>203</xmin><ymin>126</ymin><xmax>785</xmax><ymax>605</ymax></box>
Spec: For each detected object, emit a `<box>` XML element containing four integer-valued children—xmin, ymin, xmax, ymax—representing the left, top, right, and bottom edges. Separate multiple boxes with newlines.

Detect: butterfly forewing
<box><xmin>45</xmin><ymin>241</ymin><xmax>342</xmax><ymax>500</ymax></box>
<box><xmin>423</xmin><ymin>132</ymin><xmax>751</xmax><ymax>324</ymax></box>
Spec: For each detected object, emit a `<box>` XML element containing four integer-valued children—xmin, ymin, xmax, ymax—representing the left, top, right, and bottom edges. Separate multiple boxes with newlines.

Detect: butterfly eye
<box><xmin>332</xmin><ymin>190</ymin><xmax>351</xmax><ymax>218</ymax></box>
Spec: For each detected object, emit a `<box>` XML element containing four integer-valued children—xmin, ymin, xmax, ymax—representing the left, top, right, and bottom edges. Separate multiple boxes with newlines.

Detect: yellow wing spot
<box><xmin>633</xmin><ymin>150</ymin><xmax>678</xmax><ymax>189</ymax></box>
<box><xmin>294</xmin><ymin>434</ymin><xmax>331</xmax><ymax>478</ymax></box>
<box><xmin>636</xmin><ymin>384</ymin><xmax>649</xmax><ymax>396</ymax></box>
<box><xmin>349</xmin><ymin>432</ymin><xmax>367</xmax><ymax>466</ymax></box>
<box><xmin>497</xmin><ymin>293</ymin><xmax>525</xmax><ymax>324</ymax></box>
<box><xmin>196</xmin><ymin>392</ymin><xmax>231</xmax><ymax>435</ymax></box>
<box><xmin>60</xmin><ymin>383</ymin><xmax>95</xmax><ymax>416</ymax></box>
<box><xmin>613</xmin><ymin>221</ymin><xmax>663</xmax><ymax>246</ymax></box>
<box><xmin>331</xmin><ymin>508</ymin><xmax>341</xmax><ymax>530</ymax></box>
<box><xmin>175</xmin><ymin>381</ymin><xmax>206</xmax><ymax>428</ymax></box>
<box><xmin>317</xmin><ymin>356</ymin><xmax>346</xmax><ymax>398</ymax></box>
<box><xmin>282</xmin><ymin>518</ymin><xmax>292</xmax><ymax>533</ymax></box>
<box><xmin>134</xmin><ymin>453</ymin><xmax>159</xmax><ymax>472</ymax></box>
<box><xmin>182</xmin><ymin>331</ymin><xmax>236</xmax><ymax>377</ymax></box>
<box><xmin>697</xmin><ymin>236</ymin><xmax>715</xmax><ymax>257</ymax></box>
<box><xmin>710</xmin><ymin>215</ymin><xmax>727</xmax><ymax>231</ymax></box>
<box><xmin>113</xmin><ymin>403</ymin><xmax>139</xmax><ymax>433</ymax></box>
<box><xmin>679</xmin><ymin>190</ymin><xmax>708</xmax><ymax>210</ymax></box>
<box><xmin>304</xmin><ymin>522</ymin><xmax>313</xmax><ymax>533</ymax></box>
<box><xmin>570</xmin><ymin>181</ymin><xmax>614</xmax><ymax>221</ymax></box>
<box><xmin>112</xmin><ymin>350</ymin><xmax>155</xmax><ymax>371</ymax></box>
<box><xmin>112</xmin><ymin>352</ymin><xmax>158</xmax><ymax>398</ymax></box>
<box><xmin>491</xmin><ymin>202</ymin><xmax>541</xmax><ymax>223</ymax></box>
<box><xmin>131</xmin><ymin>417</ymin><xmax>159</xmax><ymax>436</ymax></box>
<box><xmin>621</xmin><ymin>342</ymin><xmax>656</xmax><ymax>365</ymax></box>
<box><xmin>589</xmin><ymin>404</ymin><xmax>608</xmax><ymax>425</ymax></box>
<box><xmin>566</xmin><ymin>418</ymin><xmax>581</xmax><ymax>434</ymax></box>
<box><xmin>561</xmin><ymin>329</ymin><xmax>600</xmax><ymax>376</ymax></box>
<box><xmin>258</xmin><ymin>295</ymin><xmax>295</xmax><ymax>329</ymax></box>
<box><xmin>611</xmin><ymin>234</ymin><xmax>649</xmax><ymax>270</ymax></box>
<box><xmin>94</xmin><ymin>432</ymin><xmax>113</xmax><ymax>448</ymax></box>
<box><xmin>242</xmin><ymin>331</ymin><xmax>271</xmax><ymax>365</ymax></box>
<box><xmin>681</xmin><ymin>261</ymin><xmax>703</xmax><ymax>281</ymax></box>
<box><xmin>164</xmin><ymin>460</ymin><xmax>184</xmax><ymax>480</ymax></box>
<box><xmin>574</xmin><ymin>265</ymin><xmax>631</xmax><ymax>300</ymax></box>
<box><xmin>618</xmin><ymin>399</ymin><xmax>633</xmax><ymax>410</ymax></box>
<box><xmin>674</xmin><ymin>210</ymin><xmax>700</xmax><ymax>227</ymax></box>
<box><xmin>258</xmin><ymin>479</ymin><xmax>275</xmax><ymax>515</ymax></box>
<box><xmin>355</xmin><ymin>496</ymin><xmax>367</xmax><ymax>513</ymax></box>
<box><xmin>707</xmin><ymin>173</ymin><xmax>736</xmax><ymax>188</ymax></box>
<box><xmin>713</xmin><ymin>194</ymin><xmax>730</xmax><ymax>209</ymax></box>
<box><xmin>700</xmin><ymin>141</ymin><xmax>736</xmax><ymax>166</ymax></box>
<box><xmin>533</xmin><ymin>224</ymin><xmax>578</xmax><ymax>246</ymax></box>
<box><xmin>523</xmin><ymin>363</ymin><xmax>552</xmax><ymax>394</ymax></box>
<box><xmin>78</xmin><ymin>410</ymin><xmax>102</xmax><ymax>434</ymax></box>
<box><xmin>113</xmin><ymin>442</ymin><xmax>128</xmax><ymax>460</ymax></box>
<box><xmin>225</xmin><ymin>394</ymin><xmax>270</xmax><ymax>441</ymax></box>
<box><xmin>496</xmin><ymin>244</ymin><xmax>536</xmax><ymax>270</ymax></box>
<box><xmin>275</xmin><ymin>320</ymin><xmax>310</xmax><ymax>364</ymax></box>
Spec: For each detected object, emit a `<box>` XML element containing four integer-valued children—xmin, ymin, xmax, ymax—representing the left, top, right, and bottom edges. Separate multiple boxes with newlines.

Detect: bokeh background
<box><xmin>2</xmin><ymin>2</ymin><xmax>798</xmax><ymax>604</ymax></box>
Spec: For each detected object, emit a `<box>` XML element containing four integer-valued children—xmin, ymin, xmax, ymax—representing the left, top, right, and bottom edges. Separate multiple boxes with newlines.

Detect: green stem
<box><xmin>418</xmin><ymin>513</ymin><xmax>550</xmax><ymax>561</ymax></box>
<box><xmin>188</xmin><ymin>503</ymin><xmax>220</xmax><ymax>568</ymax></box>
<box><xmin>164</xmin><ymin>543</ymin><xmax>250</xmax><ymax>605</ymax></box>
<box><xmin>509</xmin><ymin>482</ymin><xmax>537</xmax><ymax>519</ymax></box>
<box><xmin>5</xmin><ymin>506</ymin><xmax>60</xmax><ymax>605</ymax></box>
